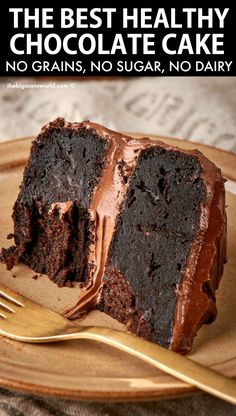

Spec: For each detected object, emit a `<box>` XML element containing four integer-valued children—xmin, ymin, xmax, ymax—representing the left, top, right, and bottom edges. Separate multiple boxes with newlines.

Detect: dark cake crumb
<box><xmin>32</xmin><ymin>274</ymin><xmax>38</xmax><ymax>280</ymax></box>
<box><xmin>7</xmin><ymin>233</ymin><xmax>15</xmax><ymax>240</ymax></box>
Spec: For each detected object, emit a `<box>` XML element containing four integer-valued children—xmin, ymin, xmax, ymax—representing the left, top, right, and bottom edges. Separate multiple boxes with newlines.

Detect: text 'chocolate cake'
<box><xmin>1</xmin><ymin>117</ymin><xmax>227</xmax><ymax>354</ymax></box>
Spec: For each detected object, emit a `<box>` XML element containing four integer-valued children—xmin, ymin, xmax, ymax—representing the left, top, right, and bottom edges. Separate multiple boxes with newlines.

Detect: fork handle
<box><xmin>7</xmin><ymin>324</ymin><xmax>236</xmax><ymax>404</ymax></box>
<box><xmin>56</xmin><ymin>325</ymin><xmax>236</xmax><ymax>404</ymax></box>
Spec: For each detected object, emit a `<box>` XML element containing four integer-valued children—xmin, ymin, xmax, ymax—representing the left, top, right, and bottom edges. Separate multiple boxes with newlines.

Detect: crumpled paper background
<box><xmin>0</xmin><ymin>77</ymin><xmax>236</xmax><ymax>152</ymax></box>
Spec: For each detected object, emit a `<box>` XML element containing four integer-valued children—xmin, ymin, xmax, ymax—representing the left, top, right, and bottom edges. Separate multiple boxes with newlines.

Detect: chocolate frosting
<box><xmin>44</xmin><ymin>118</ymin><xmax>226</xmax><ymax>352</ymax></box>
<box><xmin>170</xmin><ymin>153</ymin><xmax>226</xmax><ymax>353</ymax></box>
<box><xmin>63</xmin><ymin>122</ymin><xmax>153</xmax><ymax>318</ymax></box>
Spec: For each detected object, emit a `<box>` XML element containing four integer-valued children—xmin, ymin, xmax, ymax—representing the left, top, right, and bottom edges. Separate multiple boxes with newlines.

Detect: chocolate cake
<box><xmin>1</xmin><ymin>117</ymin><xmax>227</xmax><ymax>353</ymax></box>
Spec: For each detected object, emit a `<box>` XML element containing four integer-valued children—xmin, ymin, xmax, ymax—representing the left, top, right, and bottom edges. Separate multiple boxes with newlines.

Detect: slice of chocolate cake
<box><xmin>96</xmin><ymin>146</ymin><xmax>227</xmax><ymax>353</ymax></box>
<box><xmin>1</xmin><ymin>118</ymin><xmax>114</xmax><ymax>286</ymax></box>
<box><xmin>1</xmin><ymin>118</ymin><xmax>226</xmax><ymax>353</ymax></box>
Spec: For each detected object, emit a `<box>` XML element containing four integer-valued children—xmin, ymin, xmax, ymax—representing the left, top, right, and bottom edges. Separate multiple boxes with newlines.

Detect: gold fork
<box><xmin>0</xmin><ymin>283</ymin><xmax>235</xmax><ymax>404</ymax></box>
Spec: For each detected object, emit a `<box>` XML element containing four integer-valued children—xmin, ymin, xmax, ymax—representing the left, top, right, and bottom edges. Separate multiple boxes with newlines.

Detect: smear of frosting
<box><xmin>170</xmin><ymin>154</ymin><xmax>226</xmax><ymax>353</ymax></box>
<box><xmin>64</xmin><ymin>127</ymin><xmax>153</xmax><ymax>318</ymax></box>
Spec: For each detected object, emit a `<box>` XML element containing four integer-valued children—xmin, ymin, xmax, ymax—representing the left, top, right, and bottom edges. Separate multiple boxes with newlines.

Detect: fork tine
<box><xmin>0</xmin><ymin>283</ymin><xmax>24</xmax><ymax>307</ymax></box>
<box><xmin>0</xmin><ymin>297</ymin><xmax>17</xmax><ymax>313</ymax></box>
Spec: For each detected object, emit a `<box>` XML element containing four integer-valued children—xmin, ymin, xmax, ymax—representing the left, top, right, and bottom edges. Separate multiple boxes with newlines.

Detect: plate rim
<box><xmin>0</xmin><ymin>371</ymin><xmax>198</xmax><ymax>402</ymax></box>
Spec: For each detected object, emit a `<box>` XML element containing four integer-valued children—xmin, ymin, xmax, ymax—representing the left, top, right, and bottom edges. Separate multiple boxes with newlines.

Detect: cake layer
<box><xmin>18</xmin><ymin>118</ymin><xmax>111</xmax><ymax>208</ymax></box>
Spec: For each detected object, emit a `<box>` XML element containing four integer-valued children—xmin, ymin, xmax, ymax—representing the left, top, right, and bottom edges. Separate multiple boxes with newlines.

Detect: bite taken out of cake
<box><xmin>1</xmin><ymin>118</ymin><xmax>227</xmax><ymax>354</ymax></box>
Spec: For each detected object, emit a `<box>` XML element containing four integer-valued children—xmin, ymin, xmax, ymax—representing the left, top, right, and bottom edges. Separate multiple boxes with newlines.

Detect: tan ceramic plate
<box><xmin>0</xmin><ymin>134</ymin><xmax>236</xmax><ymax>401</ymax></box>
